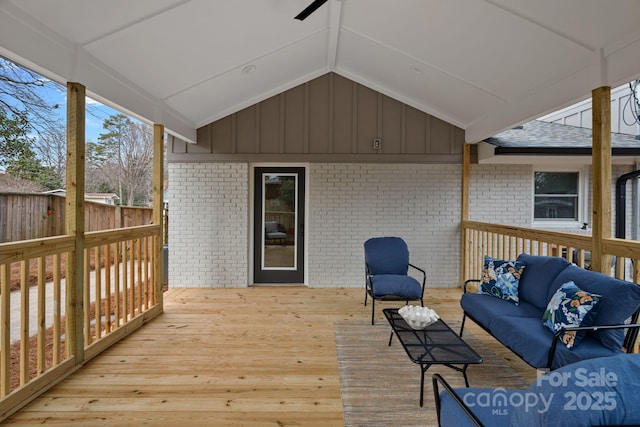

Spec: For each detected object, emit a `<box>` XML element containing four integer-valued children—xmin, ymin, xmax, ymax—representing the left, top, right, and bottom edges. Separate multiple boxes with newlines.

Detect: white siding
<box><xmin>538</xmin><ymin>83</ymin><xmax>640</xmax><ymax>136</ymax></box>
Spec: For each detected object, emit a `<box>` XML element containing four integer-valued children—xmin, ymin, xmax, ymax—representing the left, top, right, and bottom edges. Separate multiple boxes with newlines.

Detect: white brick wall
<box><xmin>308</xmin><ymin>163</ymin><xmax>462</xmax><ymax>288</ymax></box>
<box><xmin>169</xmin><ymin>162</ymin><xmax>248</xmax><ymax>287</ymax></box>
<box><xmin>168</xmin><ymin>162</ymin><xmax>463</xmax><ymax>289</ymax></box>
<box><xmin>168</xmin><ymin>160</ymin><xmax>638</xmax><ymax>289</ymax></box>
<box><xmin>469</xmin><ymin>164</ymin><xmax>532</xmax><ymax>226</ymax></box>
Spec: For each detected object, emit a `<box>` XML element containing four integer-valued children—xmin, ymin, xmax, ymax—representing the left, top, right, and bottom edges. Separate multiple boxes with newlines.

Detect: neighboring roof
<box><xmin>85</xmin><ymin>193</ymin><xmax>120</xmax><ymax>199</ymax></box>
<box><xmin>42</xmin><ymin>190</ymin><xmax>121</xmax><ymax>200</ymax></box>
<box><xmin>2</xmin><ymin>1</ymin><xmax>640</xmax><ymax>144</ymax></box>
<box><xmin>484</xmin><ymin>120</ymin><xmax>640</xmax><ymax>156</ymax></box>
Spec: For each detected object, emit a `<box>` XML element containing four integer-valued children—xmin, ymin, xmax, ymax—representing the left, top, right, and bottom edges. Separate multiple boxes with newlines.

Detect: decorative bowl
<box><xmin>398</xmin><ymin>305</ymin><xmax>440</xmax><ymax>329</ymax></box>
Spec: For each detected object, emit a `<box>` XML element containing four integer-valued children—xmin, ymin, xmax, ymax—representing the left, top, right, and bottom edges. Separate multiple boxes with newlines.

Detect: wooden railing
<box><xmin>462</xmin><ymin>220</ymin><xmax>640</xmax><ymax>355</ymax></box>
<box><xmin>0</xmin><ymin>225</ymin><xmax>162</xmax><ymax>419</ymax></box>
<box><xmin>462</xmin><ymin>220</ymin><xmax>640</xmax><ymax>283</ymax></box>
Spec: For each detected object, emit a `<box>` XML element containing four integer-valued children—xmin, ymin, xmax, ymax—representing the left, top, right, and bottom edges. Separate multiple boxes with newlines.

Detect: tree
<box><xmin>96</xmin><ymin>114</ymin><xmax>153</xmax><ymax>206</ymax></box>
<box><xmin>1</xmin><ymin>56</ymin><xmax>65</xmax><ymax>189</ymax></box>
<box><xmin>6</xmin><ymin>150</ymin><xmax>61</xmax><ymax>190</ymax></box>
<box><xmin>0</xmin><ymin>110</ymin><xmax>61</xmax><ymax>189</ymax></box>
<box><xmin>0</xmin><ymin>110</ymin><xmax>32</xmax><ymax>167</ymax></box>
<box><xmin>0</xmin><ymin>56</ymin><xmax>61</xmax><ymax>135</ymax></box>
<box><xmin>32</xmin><ymin>123</ymin><xmax>66</xmax><ymax>185</ymax></box>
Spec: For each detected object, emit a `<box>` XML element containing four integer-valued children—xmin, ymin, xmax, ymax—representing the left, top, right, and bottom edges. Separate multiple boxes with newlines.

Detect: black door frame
<box><xmin>253</xmin><ymin>166</ymin><xmax>306</xmax><ymax>284</ymax></box>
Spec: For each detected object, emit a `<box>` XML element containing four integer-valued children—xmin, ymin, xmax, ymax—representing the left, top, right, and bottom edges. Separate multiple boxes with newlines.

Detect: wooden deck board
<box><xmin>4</xmin><ymin>287</ymin><xmax>534</xmax><ymax>425</ymax></box>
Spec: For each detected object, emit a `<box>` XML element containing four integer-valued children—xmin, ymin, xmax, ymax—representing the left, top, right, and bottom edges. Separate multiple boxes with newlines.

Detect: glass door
<box><xmin>254</xmin><ymin>167</ymin><xmax>305</xmax><ymax>283</ymax></box>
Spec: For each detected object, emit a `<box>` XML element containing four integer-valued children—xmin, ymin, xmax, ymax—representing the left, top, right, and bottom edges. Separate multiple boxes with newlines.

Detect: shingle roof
<box><xmin>485</xmin><ymin>120</ymin><xmax>640</xmax><ymax>155</ymax></box>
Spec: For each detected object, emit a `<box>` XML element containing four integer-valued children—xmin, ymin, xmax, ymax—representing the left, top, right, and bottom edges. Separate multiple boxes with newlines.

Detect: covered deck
<box><xmin>2</xmin><ymin>287</ymin><xmax>535</xmax><ymax>426</ymax></box>
<box><xmin>1</xmin><ymin>2</ymin><xmax>640</xmax><ymax>424</ymax></box>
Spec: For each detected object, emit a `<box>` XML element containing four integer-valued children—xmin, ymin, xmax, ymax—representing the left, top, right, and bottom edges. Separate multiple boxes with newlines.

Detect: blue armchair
<box><xmin>363</xmin><ymin>237</ymin><xmax>426</xmax><ymax>324</ymax></box>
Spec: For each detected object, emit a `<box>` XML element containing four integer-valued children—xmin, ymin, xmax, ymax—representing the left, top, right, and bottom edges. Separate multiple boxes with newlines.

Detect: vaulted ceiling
<box><xmin>2</xmin><ymin>0</ymin><xmax>640</xmax><ymax>144</ymax></box>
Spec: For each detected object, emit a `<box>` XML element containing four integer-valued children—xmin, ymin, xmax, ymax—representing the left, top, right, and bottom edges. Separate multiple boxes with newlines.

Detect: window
<box><xmin>534</xmin><ymin>171</ymin><xmax>579</xmax><ymax>222</ymax></box>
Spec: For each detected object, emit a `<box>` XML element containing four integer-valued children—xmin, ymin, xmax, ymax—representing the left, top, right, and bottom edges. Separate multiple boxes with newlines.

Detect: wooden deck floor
<box><xmin>4</xmin><ymin>287</ymin><xmax>535</xmax><ymax>426</ymax></box>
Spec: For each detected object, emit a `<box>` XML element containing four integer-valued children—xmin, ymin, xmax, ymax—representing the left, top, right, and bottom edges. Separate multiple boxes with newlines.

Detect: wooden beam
<box><xmin>591</xmin><ymin>86</ymin><xmax>612</xmax><ymax>274</ymax></box>
<box><xmin>153</xmin><ymin>124</ymin><xmax>165</xmax><ymax>307</ymax></box>
<box><xmin>65</xmin><ymin>82</ymin><xmax>86</xmax><ymax>362</ymax></box>
<box><xmin>461</xmin><ymin>143</ymin><xmax>471</xmax><ymax>285</ymax></box>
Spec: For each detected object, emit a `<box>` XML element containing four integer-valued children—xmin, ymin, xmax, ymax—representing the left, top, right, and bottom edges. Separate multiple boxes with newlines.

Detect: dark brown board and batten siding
<box><xmin>169</xmin><ymin>73</ymin><xmax>464</xmax><ymax>163</ymax></box>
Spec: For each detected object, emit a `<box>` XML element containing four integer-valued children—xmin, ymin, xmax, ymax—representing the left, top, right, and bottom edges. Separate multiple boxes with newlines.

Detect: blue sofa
<box><xmin>460</xmin><ymin>253</ymin><xmax>640</xmax><ymax>370</ymax></box>
<box><xmin>433</xmin><ymin>353</ymin><xmax>640</xmax><ymax>427</ymax></box>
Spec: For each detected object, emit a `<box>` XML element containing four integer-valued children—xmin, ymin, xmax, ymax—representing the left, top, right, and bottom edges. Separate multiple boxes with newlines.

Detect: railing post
<box><xmin>591</xmin><ymin>86</ymin><xmax>612</xmax><ymax>274</ymax></box>
<box><xmin>65</xmin><ymin>82</ymin><xmax>86</xmax><ymax>363</ymax></box>
<box><xmin>461</xmin><ymin>143</ymin><xmax>471</xmax><ymax>284</ymax></box>
<box><xmin>153</xmin><ymin>124</ymin><xmax>165</xmax><ymax>306</ymax></box>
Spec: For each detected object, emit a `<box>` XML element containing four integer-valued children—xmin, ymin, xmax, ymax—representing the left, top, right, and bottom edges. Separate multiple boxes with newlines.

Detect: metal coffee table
<box><xmin>383</xmin><ymin>308</ymin><xmax>483</xmax><ymax>406</ymax></box>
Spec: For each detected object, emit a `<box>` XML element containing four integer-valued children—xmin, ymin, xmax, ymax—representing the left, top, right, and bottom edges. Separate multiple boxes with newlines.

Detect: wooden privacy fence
<box><xmin>0</xmin><ymin>194</ymin><xmax>153</xmax><ymax>243</ymax></box>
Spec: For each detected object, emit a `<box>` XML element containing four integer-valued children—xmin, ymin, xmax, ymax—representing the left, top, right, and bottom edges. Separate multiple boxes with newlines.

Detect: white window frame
<box><xmin>532</xmin><ymin>166</ymin><xmax>588</xmax><ymax>229</ymax></box>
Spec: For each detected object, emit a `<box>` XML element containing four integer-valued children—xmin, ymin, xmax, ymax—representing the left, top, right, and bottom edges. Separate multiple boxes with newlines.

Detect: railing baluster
<box><xmin>1</xmin><ymin>264</ymin><xmax>10</xmax><ymax>397</ymax></box>
<box><xmin>114</xmin><ymin>242</ymin><xmax>121</xmax><ymax>329</ymax></box>
<box><xmin>129</xmin><ymin>239</ymin><xmax>135</xmax><ymax>319</ymax></box>
<box><xmin>84</xmin><ymin>250</ymin><xmax>91</xmax><ymax>344</ymax></box>
<box><xmin>20</xmin><ymin>261</ymin><xmax>29</xmax><ymax>385</ymax></box>
<box><xmin>37</xmin><ymin>257</ymin><xmax>45</xmax><ymax>374</ymax></box>
<box><xmin>53</xmin><ymin>254</ymin><xmax>61</xmax><ymax>364</ymax></box>
<box><xmin>150</xmin><ymin>237</ymin><xmax>156</xmax><ymax>306</ymax></box>
<box><xmin>95</xmin><ymin>246</ymin><xmax>102</xmax><ymax>339</ymax></box>
<box><xmin>122</xmin><ymin>240</ymin><xmax>129</xmax><ymax>324</ymax></box>
<box><xmin>137</xmin><ymin>238</ymin><xmax>142</xmax><ymax>316</ymax></box>
<box><xmin>105</xmin><ymin>244</ymin><xmax>111</xmax><ymax>334</ymax></box>
<box><xmin>143</xmin><ymin>236</ymin><xmax>149</xmax><ymax>310</ymax></box>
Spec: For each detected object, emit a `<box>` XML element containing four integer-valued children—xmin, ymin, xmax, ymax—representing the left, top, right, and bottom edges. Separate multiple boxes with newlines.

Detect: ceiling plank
<box><xmin>326</xmin><ymin>0</ymin><xmax>343</xmax><ymax>69</ymax></box>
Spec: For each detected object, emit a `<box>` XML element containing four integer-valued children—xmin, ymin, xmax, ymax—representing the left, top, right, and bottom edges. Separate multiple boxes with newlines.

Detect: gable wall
<box><xmin>169</xmin><ymin>73</ymin><xmax>465</xmax><ymax>163</ymax></box>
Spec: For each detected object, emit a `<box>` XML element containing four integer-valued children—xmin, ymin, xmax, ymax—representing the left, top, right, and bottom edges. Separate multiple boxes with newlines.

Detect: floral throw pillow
<box><xmin>542</xmin><ymin>281</ymin><xmax>602</xmax><ymax>349</ymax></box>
<box><xmin>476</xmin><ymin>256</ymin><xmax>526</xmax><ymax>305</ymax></box>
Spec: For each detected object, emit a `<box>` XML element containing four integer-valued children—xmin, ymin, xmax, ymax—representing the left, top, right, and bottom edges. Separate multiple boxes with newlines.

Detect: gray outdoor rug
<box><xmin>334</xmin><ymin>320</ymin><xmax>529</xmax><ymax>427</ymax></box>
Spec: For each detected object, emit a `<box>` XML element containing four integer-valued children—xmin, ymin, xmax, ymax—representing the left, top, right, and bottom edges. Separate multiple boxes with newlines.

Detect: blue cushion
<box><xmin>489</xmin><ymin>315</ymin><xmax>620</xmax><ymax>370</ymax></box>
<box><xmin>542</xmin><ymin>281</ymin><xmax>602</xmax><ymax>349</ymax></box>
<box><xmin>364</xmin><ymin>237</ymin><xmax>409</xmax><ymax>275</ymax></box>
<box><xmin>461</xmin><ymin>293</ymin><xmax>541</xmax><ymax>329</ymax></box>
<box><xmin>369</xmin><ymin>274</ymin><xmax>422</xmax><ymax>299</ymax></box>
<box><xmin>517</xmin><ymin>253</ymin><xmax>571</xmax><ymax>310</ymax></box>
<box><xmin>550</xmin><ymin>265</ymin><xmax>640</xmax><ymax>351</ymax></box>
<box><xmin>551</xmin><ymin>335</ymin><xmax>622</xmax><ymax>369</ymax></box>
<box><xmin>477</xmin><ymin>256</ymin><xmax>526</xmax><ymax>304</ymax></box>
<box><xmin>489</xmin><ymin>316</ymin><xmax>553</xmax><ymax>368</ymax></box>
<box><xmin>511</xmin><ymin>354</ymin><xmax>640</xmax><ymax>426</ymax></box>
<box><xmin>440</xmin><ymin>388</ymin><xmax>515</xmax><ymax>427</ymax></box>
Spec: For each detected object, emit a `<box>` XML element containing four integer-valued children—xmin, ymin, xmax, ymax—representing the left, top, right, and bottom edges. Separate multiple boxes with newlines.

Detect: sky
<box><xmin>1</xmin><ymin>55</ymin><xmax>134</xmax><ymax>143</ymax></box>
<box><xmin>38</xmin><ymin>81</ymin><xmax>124</xmax><ymax>143</ymax></box>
